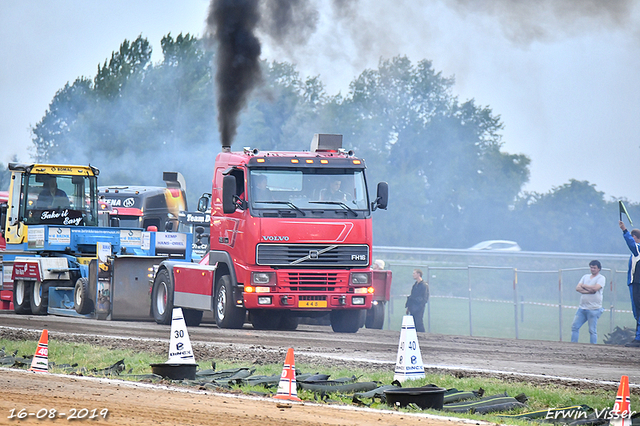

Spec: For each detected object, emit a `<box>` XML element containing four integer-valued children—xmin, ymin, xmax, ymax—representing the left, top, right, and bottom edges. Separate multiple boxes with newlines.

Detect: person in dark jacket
<box><xmin>405</xmin><ymin>268</ymin><xmax>429</xmax><ymax>332</ymax></box>
<box><xmin>36</xmin><ymin>176</ymin><xmax>69</xmax><ymax>209</ymax></box>
<box><xmin>619</xmin><ymin>220</ymin><xmax>640</xmax><ymax>347</ymax></box>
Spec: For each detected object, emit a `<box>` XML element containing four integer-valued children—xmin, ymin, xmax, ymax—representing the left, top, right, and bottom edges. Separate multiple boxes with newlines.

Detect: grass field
<box><xmin>1</xmin><ymin>337</ymin><xmax>634</xmax><ymax>426</ymax></box>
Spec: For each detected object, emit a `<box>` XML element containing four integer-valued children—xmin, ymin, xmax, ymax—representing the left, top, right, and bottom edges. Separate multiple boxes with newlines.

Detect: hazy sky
<box><xmin>2</xmin><ymin>1</ymin><xmax>639</xmax><ymax>201</ymax></box>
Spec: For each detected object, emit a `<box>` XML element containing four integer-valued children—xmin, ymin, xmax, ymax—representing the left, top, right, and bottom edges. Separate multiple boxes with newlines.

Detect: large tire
<box><xmin>30</xmin><ymin>280</ymin><xmax>49</xmax><ymax>315</ymax></box>
<box><xmin>183</xmin><ymin>309</ymin><xmax>203</xmax><ymax>327</ymax></box>
<box><xmin>365</xmin><ymin>301</ymin><xmax>385</xmax><ymax>330</ymax></box>
<box><xmin>13</xmin><ymin>280</ymin><xmax>32</xmax><ymax>315</ymax></box>
<box><xmin>74</xmin><ymin>277</ymin><xmax>93</xmax><ymax>314</ymax></box>
<box><xmin>330</xmin><ymin>309</ymin><xmax>366</xmax><ymax>333</ymax></box>
<box><xmin>214</xmin><ymin>275</ymin><xmax>245</xmax><ymax>329</ymax></box>
<box><xmin>151</xmin><ymin>269</ymin><xmax>174</xmax><ymax>325</ymax></box>
<box><xmin>250</xmin><ymin>310</ymin><xmax>281</xmax><ymax>330</ymax></box>
<box><xmin>279</xmin><ymin>314</ymin><xmax>299</xmax><ymax>331</ymax></box>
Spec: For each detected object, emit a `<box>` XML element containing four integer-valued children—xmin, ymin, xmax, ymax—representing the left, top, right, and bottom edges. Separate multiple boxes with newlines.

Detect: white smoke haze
<box><xmin>1</xmin><ymin>1</ymin><xmax>639</xmax><ymax>201</ymax></box>
<box><xmin>257</xmin><ymin>0</ymin><xmax>640</xmax><ymax>201</ymax></box>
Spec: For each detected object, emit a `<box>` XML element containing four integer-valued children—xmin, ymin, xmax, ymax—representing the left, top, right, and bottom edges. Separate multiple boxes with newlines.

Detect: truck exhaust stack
<box><xmin>311</xmin><ymin>134</ymin><xmax>342</xmax><ymax>152</ymax></box>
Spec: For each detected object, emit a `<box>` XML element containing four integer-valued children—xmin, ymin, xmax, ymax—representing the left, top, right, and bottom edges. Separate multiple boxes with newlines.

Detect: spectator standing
<box><xmin>405</xmin><ymin>269</ymin><xmax>429</xmax><ymax>332</ymax></box>
<box><xmin>372</xmin><ymin>259</ymin><xmax>385</xmax><ymax>270</ymax></box>
<box><xmin>570</xmin><ymin>260</ymin><xmax>605</xmax><ymax>344</ymax></box>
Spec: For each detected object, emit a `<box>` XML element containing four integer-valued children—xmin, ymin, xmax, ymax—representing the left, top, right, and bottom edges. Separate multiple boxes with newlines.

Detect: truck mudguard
<box><xmin>160</xmin><ymin>260</ymin><xmax>217</xmax><ymax>311</ymax></box>
<box><xmin>207</xmin><ymin>250</ymin><xmax>238</xmax><ymax>286</ymax></box>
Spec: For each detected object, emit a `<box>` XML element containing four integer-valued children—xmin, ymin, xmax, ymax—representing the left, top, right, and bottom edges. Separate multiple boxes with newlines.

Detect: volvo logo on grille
<box><xmin>309</xmin><ymin>250</ymin><xmax>319</xmax><ymax>259</ymax></box>
<box><xmin>262</xmin><ymin>235</ymin><xmax>289</xmax><ymax>241</ymax></box>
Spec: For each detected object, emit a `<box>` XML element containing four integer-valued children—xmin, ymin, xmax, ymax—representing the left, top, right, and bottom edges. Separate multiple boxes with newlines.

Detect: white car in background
<box><xmin>468</xmin><ymin>240</ymin><xmax>522</xmax><ymax>251</ymax></box>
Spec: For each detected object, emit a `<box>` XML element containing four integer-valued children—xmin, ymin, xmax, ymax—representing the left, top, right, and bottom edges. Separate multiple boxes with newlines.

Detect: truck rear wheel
<box><xmin>365</xmin><ymin>301</ymin><xmax>385</xmax><ymax>329</ymax></box>
<box><xmin>13</xmin><ymin>280</ymin><xmax>32</xmax><ymax>315</ymax></box>
<box><xmin>151</xmin><ymin>269</ymin><xmax>174</xmax><ymax>325</ymax></box>
<box><xmin>330</xmin><ymin>309</ymin><xmax>365</xmax><ymax>333</ymax></box>
<box><xmin>215</xmin><ymin>275</ymin><xmax>245</xmax><ymax>329</ymax></box>
<box><xmin>30</xmin><ymin>281</ymin><xmax>49</xmax><ymax>315</ymax></box>
<box><xmin>74</xmin><ymin>278</ymin><xmax>93</xmax><ymax>315</ymax></box>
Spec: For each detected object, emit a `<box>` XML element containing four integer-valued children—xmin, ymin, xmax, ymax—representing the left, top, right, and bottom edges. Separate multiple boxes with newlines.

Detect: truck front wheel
<box><xmin>74</xmin><ymin>278</ymin><xmax>93</xmax><ymax>315</ymax></box>
<box><xmin>330</xmin><ymin>309</ymin><xmax>366</xmax><ymax>333</ymax></box>
<box><xmin>30</xmin><ymin>281</ymin><xmax>49</xmax><ymax>315</ymax></box>
<box><xmin>13</xmin><ymin>280</ymin><xmax>32</xmax><ymax>315</ymax></box>
<box><xmin>365</xmin><ymin>301</ymin><xmax>385</xmax><ymax>329</ymax></box>
<box><xmin>215</xmin><ymin>275</ymin><xmax>245</xmax><ymax>329</ymax></box>
<box><xmin>151</xmin><ymin>269</ymin><xmax>174</xmax><ymax>325</ymax></box>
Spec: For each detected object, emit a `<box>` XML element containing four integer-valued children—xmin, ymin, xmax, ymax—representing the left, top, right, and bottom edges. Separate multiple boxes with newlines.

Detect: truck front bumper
<box><xmin>243</xmin><ymin>292</ymin><xmax>372</xmax><ymax>310</ymax></box>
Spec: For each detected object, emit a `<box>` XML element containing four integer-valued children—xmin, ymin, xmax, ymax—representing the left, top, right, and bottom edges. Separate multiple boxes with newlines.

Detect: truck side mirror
<box><xmin>372</xmin><ymin>181</ymin><xmax>388</xmax><ymax>211</ymax></box>
<box><xmin>164</xmin><ymin>221</ymin><xmax>174</xmax><ymax>232</ymax></box>
<box><xmin>222</xmin><ymin>175</ymin><xmax>237</xmax><ymax>214</ymax></box>
<box><xmin>197</xmin><ymin>195</ymin><xmax>210</xmax><ymax>212</ymax></box>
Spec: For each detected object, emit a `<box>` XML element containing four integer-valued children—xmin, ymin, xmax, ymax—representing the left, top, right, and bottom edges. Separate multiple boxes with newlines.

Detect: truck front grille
<box><xmin>256</xmin><ymin>244</ymin><xmax>369</xmax><ymax>267</ymax></box>
<box><xmin>282</xmin><ymin>271</ymin><xmax>349</xmax><ymax>292</ymax></box>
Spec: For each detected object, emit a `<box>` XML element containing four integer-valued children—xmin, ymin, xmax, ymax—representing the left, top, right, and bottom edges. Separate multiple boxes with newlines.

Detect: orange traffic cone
<box><xmin>273</xmin><ymin>348</ymin><xmax>302</xmax><ymax>402</ymax></box>
<box><xmin>29</xmin><ymin>329</ymin><xmax>49</xmax><ymax>373</ymax></box>
<box><xmin>611</xmin><ymin>375</ymin><xmax>631</xmax><ymax>426</ymax></box>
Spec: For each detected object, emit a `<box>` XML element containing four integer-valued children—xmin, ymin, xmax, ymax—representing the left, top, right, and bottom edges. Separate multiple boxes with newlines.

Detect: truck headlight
<box><xmin>352</xmin><ymin>296</ymin><xmax>365</xmax><ymax>305</ymax></box>
<box><xmin>350</xmin><ymin>272</ymin><xmax>370</xmax><ymax>284</ymax></box>
<box><xmin>252</xmin><ymin>271</ymin><xmax>276</xmax><ymax>285</ymax></box>
<box><xmin>258</xmin><ymin>296</ymin><xmax>272</xmax><ymax>305</ymax></box>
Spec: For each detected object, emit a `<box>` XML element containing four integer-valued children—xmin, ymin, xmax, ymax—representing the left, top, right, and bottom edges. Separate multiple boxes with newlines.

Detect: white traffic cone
<box><xmin>274</xmin><ymin>348</ymin><xmax>302</xmax><ymax>402</ymax></box>
<box><xmin>393</xmin><ymin>315</ymin><xmax>425</xmax><ymax>382</ymax></box>
<box><xmin>29</xmin><ymin>329</ymin><xmax>49</xmax><ymax>373</ymax></box>
<box><xmin>167</xmin><ymin>308</ymin><xmax>196</xmax><ymax>364</ymax></box>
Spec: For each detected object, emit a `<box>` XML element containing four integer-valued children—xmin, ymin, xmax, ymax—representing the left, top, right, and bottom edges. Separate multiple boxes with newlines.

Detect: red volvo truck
<box><xmin>151</xmin><ymin>134</ymin><xmax>388</xmax><ymax>332</ymax></box>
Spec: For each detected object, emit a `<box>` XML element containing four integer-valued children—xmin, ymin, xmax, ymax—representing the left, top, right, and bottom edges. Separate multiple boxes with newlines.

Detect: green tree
<box><xmin>330</xmin><ymin>56</ymin><xmax>530</xmax><ymax>247</ymax></box>
<box><xmin>31</xmin><ymin>34</ymin><xmax>217</xmax><ymax>206</ymax></box>
<box><xmin>511</xmin><ymin>180</ymin><xmax>622</xmax><ymax>253</ymax></box>
<box><xmin>235</xmin><ymin>60</ymin><xmax>329</xmax><ymax>151</ymax></box>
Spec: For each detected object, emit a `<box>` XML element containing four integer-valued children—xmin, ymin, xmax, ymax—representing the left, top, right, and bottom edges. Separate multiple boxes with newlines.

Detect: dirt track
<box><xmin>1</xmin><ymin>312</ymin><xmax>639</xmax><ymax>425</ymax></box>
<box><xmin>0</xmin><ymin>368</ymin><xmax>459</xmax><ymax>426</ymax></box>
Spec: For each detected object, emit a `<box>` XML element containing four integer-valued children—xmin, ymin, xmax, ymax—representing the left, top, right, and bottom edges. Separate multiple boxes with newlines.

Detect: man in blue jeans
<box><xmin>571</xmin><ymin>260</ymin><xmax>605</xmax><ymax>344</ymax></box>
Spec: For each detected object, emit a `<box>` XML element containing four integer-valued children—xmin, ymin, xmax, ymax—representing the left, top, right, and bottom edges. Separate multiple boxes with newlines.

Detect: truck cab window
<box><xmin>248</xmin><ymin>168</ymin><xmax>369</xmax><ymax>218</ymax></box>
<box><xmin>24</xmin><ymin>174</ymin><xmax>98</xmax><ymax>226</ymax></box>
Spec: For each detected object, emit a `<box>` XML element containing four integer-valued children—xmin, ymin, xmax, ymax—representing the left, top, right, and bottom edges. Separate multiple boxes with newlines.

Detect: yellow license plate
<box><xmin>298</xmin><ymin>300</ymin><xmax>327</xmax><ymax>308</ymax></box>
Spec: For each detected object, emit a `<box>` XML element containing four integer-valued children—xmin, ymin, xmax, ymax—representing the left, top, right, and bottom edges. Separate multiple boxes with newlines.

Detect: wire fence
<box><xmin>382</xmin><ymin>262</ymin><xmax>635</xmax><ymax>344</ymax></box>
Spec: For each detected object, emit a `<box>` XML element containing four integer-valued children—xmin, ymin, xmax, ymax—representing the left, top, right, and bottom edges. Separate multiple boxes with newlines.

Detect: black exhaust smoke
<box><xmin>207</xmin><ymin>0</ymin><xmax>262</xmax><ymax>149</ymax></box>
<box><xmin>207</xmin><ymin>0</ymin><xmax>321</xmax><ymax>150</ymax></box>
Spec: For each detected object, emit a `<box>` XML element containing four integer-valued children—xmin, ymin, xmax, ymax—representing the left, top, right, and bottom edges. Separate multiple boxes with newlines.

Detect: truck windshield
<box><xmin>249</xmin><ymin>168</ymin><xmax>369</xmax><ymax>217</ymax></box>
<box><xmin>23</xmin><ymin>174</ymin><xmax>98</xmax><ymax>226</ymax></box>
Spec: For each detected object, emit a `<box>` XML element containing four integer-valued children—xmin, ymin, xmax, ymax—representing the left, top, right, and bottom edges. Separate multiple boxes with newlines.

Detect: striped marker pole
<box><xmin>29</xmin><ymin>329</ymin><xmax>49</xmax><ymax>373</ymax></box>
<box><xmin>393</xmin><ymin>316</ymin><xmax>425</xmax><ymax>382</ymax></box>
